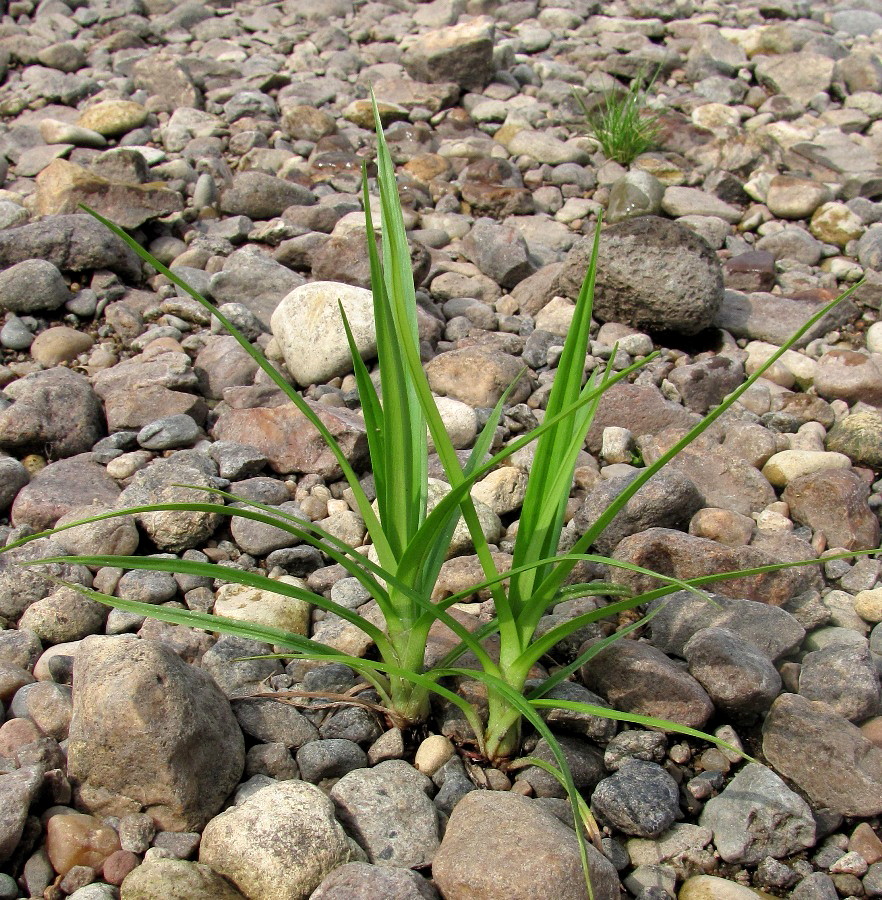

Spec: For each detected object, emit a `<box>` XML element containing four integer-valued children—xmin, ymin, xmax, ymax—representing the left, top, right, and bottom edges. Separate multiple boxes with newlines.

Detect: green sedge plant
<box><xmin>573</xmin><ymin>69</ymin><xmax>661</xmax><ymax>165</ymax></box>
<box><xmin>4</xmin><ymin>95</ymin><xmax>880</xmax><ymax>894</ymax></box>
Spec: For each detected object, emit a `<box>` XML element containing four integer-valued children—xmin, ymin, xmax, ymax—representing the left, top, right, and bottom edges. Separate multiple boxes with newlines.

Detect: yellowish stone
<box><xmin>76</xmin><ymin>100</ymin><xmax>148</xmax><ymax>137</ymax></box>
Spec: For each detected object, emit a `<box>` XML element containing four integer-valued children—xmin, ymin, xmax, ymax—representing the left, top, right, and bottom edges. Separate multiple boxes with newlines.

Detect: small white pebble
<box><xmin>867</xmin><ymin>321</ymin><xmax>882</xmax><ymax>354</ymax></box>
<box><xmin>829</xmin><ymin>851</ymin><xmax>869</xmax><ymax>876</ymax></box>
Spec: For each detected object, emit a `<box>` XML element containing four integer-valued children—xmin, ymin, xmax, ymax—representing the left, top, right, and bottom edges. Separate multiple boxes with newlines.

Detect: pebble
<box><xmin>699</xmin><ymin>763</ymin><xmax>816</xmax><ymax>864</ymax></box>
<box><xmin>591</xmin><ymin>759</ymin><xmax>682</xmax><ymax>839</ymax></box>
<box><xmin>761</xmin><ymin>450</ymin><xmax>852</xmax><ymax>487</ymax></box>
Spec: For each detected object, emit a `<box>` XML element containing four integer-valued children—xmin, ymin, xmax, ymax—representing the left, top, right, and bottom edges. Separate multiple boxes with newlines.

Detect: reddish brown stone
<box><xmin>11</xmin><ymin>456</ymin><xmax>120</xmax><ymax>530</ymax></box>
<box><xmin>612</xmin><ymin>527</ymin><xmax>815</xmax><ymax>606</ymax></box>
<box><xmin>101</xmin><ymin>849</ymin><xmax>140</xmax><ymax>886</ymax></box>
<box><xmin>461</xmin><ymin>182</ymin><xmax>535</xmax><ymax>217</ymax></box>
<box><xmin>586</xmin><ymin>384</ymin><xmax>699</xmax><ymax>455</ymax></box>
<box><xmin>783</xmin><ymin>468</ymin><xmax>880</xmax><ymax>551</ymax></box>
<box><xmin>212</xmin><ymin>401</ymin><xmax>368</xmax><ymax>478</ymax></box>
<box><xmin>723</xmin><ymin>250</ymin><xmax>776</xmax><ymax>292</ymax></box>
<box><xmin>581</xmin><ymin>639</ymin><xmax>714</xmax><ymax>730</ymax></box>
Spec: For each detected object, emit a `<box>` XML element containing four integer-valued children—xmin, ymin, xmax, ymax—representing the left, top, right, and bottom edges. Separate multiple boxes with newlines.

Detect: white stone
<box><xmin>761</xmin><ymin>450</ymin><xmax>852</xmax><ymax>487</ymax></box>
<box><xmin>502</xmin><ymin>129</ymin><xmax>591</xmax><ymax>165</ymax></box>
<box><xmin>199</xmin><ymin>780</ymin><xmax>362</xmax><ymax>900</ymax></box>
<box><xmin>271</xmin><ymin>281</ymin><xmax>376</xmax><ymax>387</ymax></box>
<box><xmin>534</xmin><ymin>295</ymin><xmax>576</xmax><ymax>336</ymax></box>
<box><xmin>431</xmin><ymin>396</ymin><xmax>479</xmax><ymax>450</ymax></box>
<box><xmin>471</xmin><ymin>467</ymin><xmax>529</xmax><ymax>515</ymax></box>
<box><xmin>601</xmin><ymin>427</ymin><xmax>634</xmax><ymax>464</ymax></box>
<box><xmin>866</xmin><ymin>321</ymin><xmax>882</xmax><ymax>354</ymax></box>
<box><xmin>214</xmin><ymin>578</ymin><xmax>311</xmax><ymax>635</ymax></box>
<box><xmin>430</xmin><ymin>479</ymin><xmax>501</xmax><ymax>556</ymax></box>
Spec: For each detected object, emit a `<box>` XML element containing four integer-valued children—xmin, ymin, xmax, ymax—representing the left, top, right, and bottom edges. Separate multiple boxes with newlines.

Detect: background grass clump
<box><xmin>574</xmin><ymin>70</ymin><xmax>662</xmax><ymax>165</ymax></box>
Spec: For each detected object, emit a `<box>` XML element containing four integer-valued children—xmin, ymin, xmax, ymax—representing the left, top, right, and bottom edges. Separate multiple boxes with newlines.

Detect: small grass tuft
<box><xmin>574</xmin><ymin>70</ymin><xmax>662</xmax><ymax>166</ymax></box>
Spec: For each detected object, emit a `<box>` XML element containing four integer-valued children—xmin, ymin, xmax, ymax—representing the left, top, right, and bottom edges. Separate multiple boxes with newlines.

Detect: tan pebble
<box><xmin>414</xmin><ymin>734</ymin><xmax>455</xmax><ymax>776</ymax></box>
<box><xmin>688</xmin><ymin>508</ymin><xmax>754</xmax><ymax>546</ymax></box>
<box><xmin>21</xmin><ymin>454</ymin><xmax>46</xmax><ymax>475</ymax></box>
<box><xmin>87</xmin><ymin>347</ymin><xmax>118</xmax><ymax>370</ymax></box>
<box><xmin>30</xmin><ymin>326</ymin><xmax>94</xmax><ymax>367</ymax></box>
<box><xmin>860</xmin><ymin>716</ymin><xmax>882</xmax><ymax>750</ymax></box>
<box><xmin>483</xmin><ymin>768</ymin><xmax>512</xmax><ymax>791</ymax></box>
<box><xmin>106</xmin><ymin>450</ymin><xmax>153</xmax><ymax>480</ymax></box>
<box><xmin>761</xmin><ymin>450</ymin><xmax>851</xmax><ymax>487</ymax></box>
<box><xmin>45</xmin><ymin>812</ymin><xmax>121</xmax><ymax>876</ymax></box>
<box><xmin>679</xmin><ymin>874</ymin><xmax>775</xmax><ymax>900</ymax></box>
<box><xmin>854</xmin><ymin>588</ymin><xmax>882</xmax><ymax>623</ymax></box>
<box><xmin>326</xmin><ymin>498</ymin><xmax>350</xmax><ymax>516</ymax></box>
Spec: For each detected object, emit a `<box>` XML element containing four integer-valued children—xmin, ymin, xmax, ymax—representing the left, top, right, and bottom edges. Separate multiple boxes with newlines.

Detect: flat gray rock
<box><xmin>699</xmin><ymin>763</ymin><xmax>815</xmax><ymax>865</ymax></box>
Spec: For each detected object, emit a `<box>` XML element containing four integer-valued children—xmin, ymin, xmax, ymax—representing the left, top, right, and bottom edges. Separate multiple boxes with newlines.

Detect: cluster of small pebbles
<box><xmin>1</xmin><ymin>0</ymin><xmax>882</xmax><ymax>897</ymax></box>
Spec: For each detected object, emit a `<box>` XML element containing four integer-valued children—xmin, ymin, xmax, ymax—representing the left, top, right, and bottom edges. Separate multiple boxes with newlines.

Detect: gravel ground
<box><xmin>0</xmin><ymin>0</ymin><xmax>882</xmax><ymax>898</ymax></box>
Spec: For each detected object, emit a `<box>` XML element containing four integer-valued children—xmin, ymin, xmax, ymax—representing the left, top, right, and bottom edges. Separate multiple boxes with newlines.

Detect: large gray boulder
<box><xmin>67</xmin><ymin>635</ymin><xmax>245</xmax><ymax>831</ymax></box>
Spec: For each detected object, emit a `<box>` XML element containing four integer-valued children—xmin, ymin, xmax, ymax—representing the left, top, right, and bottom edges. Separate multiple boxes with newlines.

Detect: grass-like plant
<box><xmin>573</xmin><ymin>70</ymin><xmax>661</xmax><ymax>165</ymax></box>
<box><xmin>4</xmin><ymin>96</ymin><xmax>878</xmax><ymax>894</ymax></box>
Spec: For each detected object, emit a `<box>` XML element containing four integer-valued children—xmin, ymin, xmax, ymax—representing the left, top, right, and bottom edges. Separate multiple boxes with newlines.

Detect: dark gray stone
<box><xmin>648</xmin><ymin>590</ymin><xmax>806</xmax><ymax>661</ymax></box>
<box><xmin>514</xmin><ymin>734</ymin><xmax>606</xmax><ymax>799</ymax></box>
<box><xmin>231</xmin><ymin>696</ymin><xmax>319</xmax><ymax>749</ymax></box>
<box><xmin>798</xmin><ymin>643</ymin><xmax>881</xmax><ymax>723</ymax></box>
<box><xmin>0</xmin><ymin>456</ymin><xmax>29</xmax><ymax>513</ymax></box>
<box><xmin>555</xmin><ymin>217</ymin><xmax>723</xmax><ymax>335</ymax></box>
<box><xmin>330</xmin><ymin>759</ymin><xmax>440</xmax><ymax>867</ymax></box>
<box><xmin>0</xmin><ymin>368</ymin><xmax>105</xmax><ymax>459</ymax></box>
<box><xmin>591</xmin><ymin>759</ymin><xmax>682</xmax><ymax>838</ymax></box>
<box><xmin>219</xmin><ymin>171</ymin><xmax>315</xmax><ymax>219</ymax></box>
<box><xmin>0</xmin><ymin>259</ymin><xmax>70</xmax><ymax>314</ymax></box>
<box><xmin>296</xmin><ymin>739</ymin><xmax>368</xmax><ymax>782</ymax></box>
<box><xmin>460</xmin><ymin>217</ymin><xmax>536</xmax><ymax>289</ymax></box>
<box><xmin>573</xmin><ymin>471</ymin><xmax>703</xmax><ymax>555</ymax></box>
<box><xmin>0</xmin><ymin>215</ymin><xmax>140</xmax><ymax>279</ymax></box>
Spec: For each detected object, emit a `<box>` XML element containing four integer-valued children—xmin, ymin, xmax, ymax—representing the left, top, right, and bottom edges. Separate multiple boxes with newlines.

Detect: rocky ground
<box><xmin>1</xmin><ymin>0</ymin><xmax>882</xmax><ymax>898</ymax></box>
